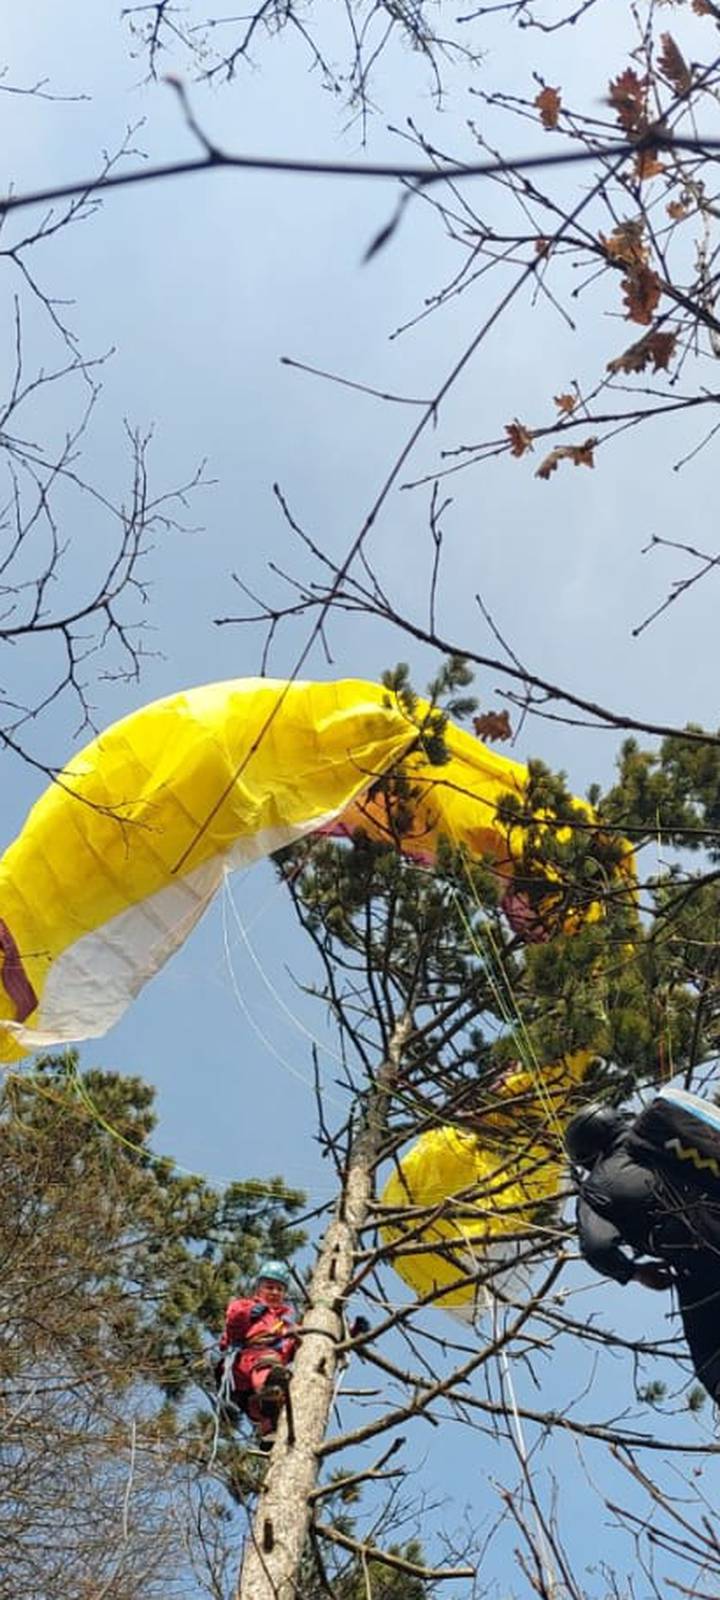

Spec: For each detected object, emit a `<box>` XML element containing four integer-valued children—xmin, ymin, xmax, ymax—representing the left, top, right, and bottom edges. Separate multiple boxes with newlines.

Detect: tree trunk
<box><xmin>236</xmin><ymin>1014</ymin><xmax>410</xmax><ymax>1600</ymax></box>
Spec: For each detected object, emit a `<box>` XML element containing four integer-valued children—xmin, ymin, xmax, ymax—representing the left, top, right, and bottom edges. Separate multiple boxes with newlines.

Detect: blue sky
<box><xmin>4</xmin><ymin>4</ymin><xmax>720</xmax><ymax>1593</ymax></box>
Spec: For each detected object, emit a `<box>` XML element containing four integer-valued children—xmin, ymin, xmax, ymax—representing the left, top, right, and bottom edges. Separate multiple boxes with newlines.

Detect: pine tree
<box><xmin>0</xmin><ymin>1050</ymin><xmax>444</xmax><ymax>1599</ymax></box>
<box><xmin>0</xmin><ymin>1053</ymin><xmax>306</xmax><ymax>1600</ymax></box>
<box><xmin>238</xmin><ymin>668</ymin><xmax>720</xmax><ymax>1600</ymax></box>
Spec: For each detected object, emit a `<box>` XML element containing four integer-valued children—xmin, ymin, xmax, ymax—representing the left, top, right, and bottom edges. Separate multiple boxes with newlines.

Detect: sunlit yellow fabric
<box><xmin>338</xmin><ymin>718</ymin><xmax>530</xmax><ymax>866</ymax></box>
<box><xmin>492</xmin><ymin>1049</ymin><xmax>593</xmax><ymax>1125</ymax></box>
<box><xmin>0</xmin><ymin>672</ymin><xmax>632</xmax><ymax>1062</ymax></box>
<box><xmin>0</xmin><ymin>678</ymin><xmax>415</xmax><ymax>1060</ymax></box>
<box><xmin>337</xmin><ymin>717</ymin><xmax>634</xmax><ymax>923</ymax></box>
<box><xmin>380</xmin><ymin>1052</ymin><xmax>592</xmax><ymax>1313</ymax></box>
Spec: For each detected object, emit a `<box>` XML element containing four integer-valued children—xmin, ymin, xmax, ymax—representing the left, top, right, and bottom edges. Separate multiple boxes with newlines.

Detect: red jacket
<box><xmin>220</xmin><ymin>1295</ymin><xmax>298</xmax><ymax>1365</ymax></box>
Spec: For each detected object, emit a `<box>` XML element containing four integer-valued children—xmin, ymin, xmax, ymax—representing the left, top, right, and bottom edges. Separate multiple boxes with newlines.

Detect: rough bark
<box><xmin>237</xmin><ymin>1014</ymin><xmax>410</xmax><ymax>1600</ymax></box>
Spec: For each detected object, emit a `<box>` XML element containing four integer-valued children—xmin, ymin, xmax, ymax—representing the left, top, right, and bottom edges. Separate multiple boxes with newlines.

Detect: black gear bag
<box><xmin>627</xmin><ymin>1087</ymin><xmax>720</xmax><ymax>1196</ymax></box>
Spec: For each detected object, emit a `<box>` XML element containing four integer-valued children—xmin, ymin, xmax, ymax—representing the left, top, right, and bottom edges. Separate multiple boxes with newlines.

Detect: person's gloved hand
<box><xmin>634</xmin><ymin>1262</ymin><xmax>673</xmax><ymax>1291</ymax></box>
<box><xmin>249</xmin><ymin>1302</ymin><xmax>268</xmax><ymax>1321</ymax></box>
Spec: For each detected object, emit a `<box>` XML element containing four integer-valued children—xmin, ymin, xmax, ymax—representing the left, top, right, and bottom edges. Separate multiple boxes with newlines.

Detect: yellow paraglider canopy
<box><xmin>380</xmin><ymin>1052</ymin><xmax>592</xmax><ymax>1319</ymax></box>
<box><xmin>0</xmin><ymin>675</ymin><xmax>632</xmax><ymax>1061</ymax></box>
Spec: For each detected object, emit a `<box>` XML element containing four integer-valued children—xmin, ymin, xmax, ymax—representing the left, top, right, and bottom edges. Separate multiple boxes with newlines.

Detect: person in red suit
<box><xmin>218</xmin><ymin>1259</ymin><xmax>298</xmax><ymax>1448</ymax></box>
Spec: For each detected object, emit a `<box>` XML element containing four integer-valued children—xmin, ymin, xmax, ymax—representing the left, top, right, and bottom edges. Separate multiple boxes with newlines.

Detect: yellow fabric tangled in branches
<box><xmin>0</xmin><ymin>677</ymin><xmax>632</xmax><ymax>1062</ymax></box>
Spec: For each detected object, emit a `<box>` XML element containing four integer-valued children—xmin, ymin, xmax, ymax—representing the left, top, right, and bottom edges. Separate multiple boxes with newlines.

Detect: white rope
<box><xmin>207</xmin><ymin>1348</ymin><xmax>240</xmax><ymax>1472</ymax></box>
<box><xmin>220</xmin><ymin>883</ymin><xmax>346</xmax><ymax>1110</ymax></box>
<box><xmin>222</xmin><ymin>872</ymin><xmax>346</xmax><ymax>1068</ymax></box>
<box><xmin>121</xmin><ymin>1418</ymin><xmax>137</xmax><ymax>1542</ymax></box>
<box><xmin>493</xmin><ymin>1305</ymin><xmax>559</xmax><ymax>1600</ymax></box>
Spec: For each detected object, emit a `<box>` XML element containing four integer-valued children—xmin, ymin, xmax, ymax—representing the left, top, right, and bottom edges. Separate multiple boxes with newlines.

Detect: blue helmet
<box><xmin>256</xmin><ymin>1258</ymin><xmax>290</xmax><ymax>1288</ymax></box>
